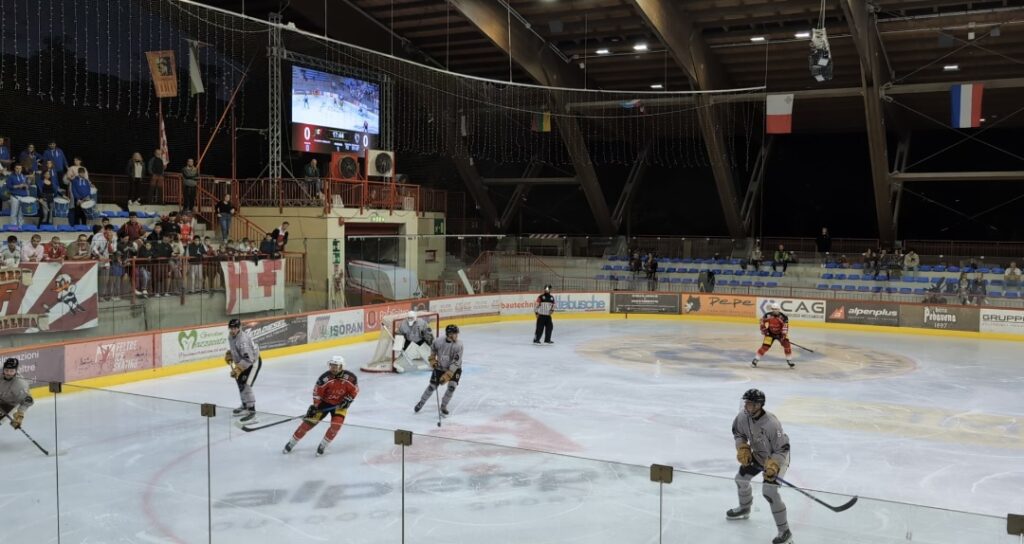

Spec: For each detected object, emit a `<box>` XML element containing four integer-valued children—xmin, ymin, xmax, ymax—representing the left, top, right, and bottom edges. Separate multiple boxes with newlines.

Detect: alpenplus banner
<box><xmin>825</xmin><ymin>301</ymin><xmax>900</xmax><ymax>327</ymax></box>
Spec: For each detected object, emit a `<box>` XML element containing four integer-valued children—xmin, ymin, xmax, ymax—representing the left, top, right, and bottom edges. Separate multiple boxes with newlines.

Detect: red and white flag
<box><xmin>159</xmin><ymin>113</ymin><xmax>170</xmax><ymax>166</ymax></box>
<box><xmin>766</xmin><ymin>94</ymin><xmax>794</xmax><ymax>134</ymax></box>
<box><xmin>222</xmin><ymin>259</ymin><xmax>286</xmax><ymax>314</ymax></box>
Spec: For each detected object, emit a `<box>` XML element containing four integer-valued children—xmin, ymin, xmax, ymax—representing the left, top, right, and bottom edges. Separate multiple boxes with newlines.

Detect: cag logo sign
<box><xmin>760</xmin><ymin>299</ymin><xmax>824</xmax><ymax>315</ymax></box>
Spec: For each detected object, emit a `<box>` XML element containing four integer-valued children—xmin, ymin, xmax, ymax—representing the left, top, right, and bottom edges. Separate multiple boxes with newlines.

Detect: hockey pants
<box><xmin>757</xmin><ymin>336</ymin><xmax>792</xmax><ymax>358</ymax></box>
<box><xmin>292</xmin><ymin>407</ymin><xmax>348</xmax><ymax>447</ymax></box>
<box><xmin>418</xmin><ymin>368</ymin><xmax>462</xmax><ymax>409</ymax></box>
<box><xmin>235</xmin><ymin>357</ymin><xmax>262</xmax><ymax>409</ymax></box>
<box><xmin>735</xmin><ymin>462</ymin><xmax>790</xmax><ymax>535</ymax></box>
<box><xmin>534</xmin><ymin>314</ymin><xmax>553</xmax><ymax>342</ymax></box>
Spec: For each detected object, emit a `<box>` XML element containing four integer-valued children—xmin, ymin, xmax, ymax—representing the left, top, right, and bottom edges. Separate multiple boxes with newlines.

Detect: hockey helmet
<box><xmin>742</xmin><ymin>388</ymin><xmax>766</xmax><ymax>405</ymax></box>
<box><xmin>407</xmin><ymin>310</ymin><xmax>417</xmax><ymax>321</ymax></box>
<box><xmin>228</xmin><ymin>318</ymin><xmax>241</xmax><ymax>329</ymax></box>
<box><xmin>768</xmin><ymin>302</ymin><xmax>781</xmax><ymax>312</ymax></box>
<box><xmin>445</xmin><ymin>324</ymin><xmax>460</xmax><ymax>337</ymax></box>
<box><xmin>2</xmin><ymin>357</ymin><xmax>16</xmax><ymax>380</ymax></box>
<box><xmin>544</xmin><ymin>284</ymin><xmax>552</xmax><ymax>292</ymax></box>
<box><xmin>329</xmin><ymin>355</ymin><xmax>345</xmax><ymax>372</ymax></box>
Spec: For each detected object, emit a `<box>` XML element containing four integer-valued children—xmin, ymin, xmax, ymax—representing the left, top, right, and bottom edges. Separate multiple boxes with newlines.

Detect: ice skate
<box><xmin>441</xmin><ymin>406</ymin><xmax>450</xmax><ymax>416</ymax></box>
<box><xmin>772</xmin><ymin>529</ymin><xmax>793</xmax><ymax>544</ymax></box>
<box><xmin>787</xmin><ymin>360</ymin><xmax>795</xmax><ymax>368</ymax></box>
<box><xmin>751</xmin><ymin>358</ymin><xmax>758</xmax><ymax>368</ymax></box>
<box><xmin>544</xmin><ymin>340</ymin><xmax>554</xmax><ymax>345</ymax></box>
<box><xmin>316</xmin><ymin>440</ymin><xmax>328</xmax><ymax>456</ymax></box>
<box><xmin>725</xmin><ymin>506</ymin><xmax>750</xmax><ymax>520</ymax></box>
<box><xmin>414</xmin><ymin>401</ymin><xmax>424</xmax><ymax>413</ymax></box>
<box><xmin>232</xmin><ymin>406</ymin><xmax>247</xmax><ymax>416</ymax></box>
<box><xmin>239</xmin><ymin>410</ymin><xmax>257</xmax><ymax>424</ymax></box>
<box><xmin>282</xmin><ymin>439</ymin><xmax>296</xmax><ymax>454</ymax></box>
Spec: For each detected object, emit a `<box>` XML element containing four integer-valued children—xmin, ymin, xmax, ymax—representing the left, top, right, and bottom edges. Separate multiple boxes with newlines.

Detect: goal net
<box><xmin>361</xmin><ymin>312</ymin><xmax>441</xmax><ymax>373</ymax></box>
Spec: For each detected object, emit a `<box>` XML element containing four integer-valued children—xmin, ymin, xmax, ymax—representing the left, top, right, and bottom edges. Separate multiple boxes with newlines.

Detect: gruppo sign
<box><xmin>979</xmin><ymin>308</ymin><xmax>1024</xmax><ymax>334</ymax></box>
<box><xmin>756</xmin><ymin>297</ymin><xmax>826</xmax><ymax>322</ymax></box>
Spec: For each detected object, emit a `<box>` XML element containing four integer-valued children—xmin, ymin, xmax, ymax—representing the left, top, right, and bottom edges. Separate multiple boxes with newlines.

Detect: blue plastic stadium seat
<box><xmin>933</xmin><ymin>265</ymin><xmax>946</xmax><ymax>272</ymax></box>
<box><xmin>871</xmin><ymin>286</ymin><xmax>883</xmax><ymax>293</ymax></box>
<box><xmin>1007</xmin><ymin>292</ymin><xmax>1021</xmax><ymax>299</ymax></box>
<box><xmin>847</xmin><ymin>274</ymin><xmax>860</xmax><ymax>280</ymax></box>
<box><xmin>741</xmin><ymin>281</ymin><xmax>753</xmax><ymax>287</ymax></box>
<box><xmin>857</xmin><ymin>285</ymin><xmax>870</xmax><ymax>292</ymax></box>
<box><xmin>817</xmin><ymin>284</ymin><xmax>828</xmax><ymax>290</ymax></box>
<box><xmin>730</xmin><ymin>259</ymin><xmax>742</xmax><ymax>266</ymax></box>
<box><xmin>1</xmin><ymin>224</ymin><xmax>19</xmax><ymax>231</ymax></box>
<box><xmin>75</xmin><ymin>225</ymin><xmax>92</xmax><ymax>232</ymax></box>
<box><xmin>830</xmin><ymin>284</ymin><xmax>842</xmax><ymax>290</ymax></box>
<box><xmin>659</xmin><ymin>277</ymin><xmax>670</xmax><ymax>282</ymax></box>
<box><xmin>664</xmin><ymin>267</ymin><xmax>676</xmax><ymax>273</ymax></box>
<box><xmin>727</xmin><ymin>280</ymin><xmax>740</xmax><ymax>287</ymax></box>
<box><xmin>919</xmin><ymin>265</ymin><xmax>932</xmax><ymax>272</ymax></box>
<box><xmin>821</xmin><ymin>273</ymin><xmax>834</xmax><ymax>280</ymax></box>
<box><xmin>844</xmin><ymin>285</ymin><xmax>856</xmax><ymax>291</ymax></box>
<box><xmin>825</xmin><ymin>262</ymin><xmax>838</xmax><ymax>269</ymax></box>
<box><xmin>898</xmin><ymin>287</ymin><xmax>911</xmax><ymax>294</ymax></box>
<box><xmin>721</xmin><ymin>269</ymin><xmax>734</xmax><ymax>275</ymax></box>
<box><xmin>734</xmin><ymin>270</ymin><xmax>746</xmax><ymax>277</ymax></box>
<box><xmin>769</xmin><ymin>271</ymin><xmax>782</xmax><ymax>278</ymax></box>
<box><xmin>758</xmin><ymin>271</ymin><xmax>770</xmax><ymax>277</ymax></box>
<box><xmin>766</xmin><ymin>281</ymin><xmax>778</xmax><ymax>288</ymax></box>
<box><xmin>754</xmin><ymin>281</ymin><xmax>765</xmax><ymax>288</ymax></box>
<box><xmin>991</xmin><ymin>279</ymin><xmax>1004</xmax><ymax>286</ymax></box>
<box><xmin>852</xmin><ymin>262</ymin><xmax>864</xmax><ymax>269</ymax></box>
<box><xmin>989</xmin><ymin>291</ymin><xmax>1003</xmax><ymax>298</ymax></box>
<box><xmin>916</xmin><ymin>277</ymin><xmax>930</xmax><ymax>283</ymax></box>
<box><xmin>980</xmin><ymin>267</ymin><xmax>991</xmax><ymax>274</ymax></box>
<box><xmin>711</xmin><ymin>268</ymin><xmax>723</xmax><ymax>274</ymax></box>
<box><xmin>993</xmin><ymin>267</ymin><xmax>1005</xmax><ymax>274</ymax></box>
<box><xmin>20</xmin><ymin>224</ymin><xmax>37</xmax><ymax>232</ymax></box>
<box><xmin>913</xmin><ymin>288</ymin><xmax>926</xmax><ymax>295</ymax></box>
<box><xmin>670</xmin><ymin>278</ymin><xmax>682</xmax><ymax>284</ymax></box>
<box><xmin>681</xmin><ymin>278</ymin><xmax>694</xmax><ymax>284</ymax></box>
<box><xmin>948</xmin><ymin>266</ymin><xmax>960</xmax><ymax>272</ymax></box>
<box><xmin>835</xmin><ymin>274</ymin><xmax>847</xmax><ymax>280</ymax></box>
<box><xmin>682</xmin><ymin>258</ymin><xmax>694</xmax><ymax>264</ymax></box>
<box><xmin>594</xmin><ymin>274</ymin><xmax>606</xmax><ymax>280</ymax></box>
<box><xmin>39</xmin><ymin>224</ymin><xmax>56</xmax><ymax>232</ymax></box>
<box><xmin>601</xmin><ymin>264</ymin><xmax>612</xmax><ymax>270</ymax></box>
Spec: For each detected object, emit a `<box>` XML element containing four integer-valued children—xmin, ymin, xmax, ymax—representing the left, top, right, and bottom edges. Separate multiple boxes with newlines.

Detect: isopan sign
<box><xmin>756</xmin><ymin>297</ymin><xmax>826</xmax><ymax>322</ymax></box>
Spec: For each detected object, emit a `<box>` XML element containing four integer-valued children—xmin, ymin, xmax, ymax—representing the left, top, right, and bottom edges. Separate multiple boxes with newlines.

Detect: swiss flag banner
<box><xmin>222</xmin><ymin>259</ymin><xmax>286</xmax><ymax>314</ymax></box>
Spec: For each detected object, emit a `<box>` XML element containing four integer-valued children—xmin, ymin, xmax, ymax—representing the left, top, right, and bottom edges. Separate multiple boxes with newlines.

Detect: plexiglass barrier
<box><xmin>0</xmin><ymin>387</ymin><xmax>1016</xmax><ymax>543</ymax></box>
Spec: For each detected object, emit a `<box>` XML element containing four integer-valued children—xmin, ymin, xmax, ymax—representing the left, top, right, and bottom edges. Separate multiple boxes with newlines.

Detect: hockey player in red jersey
<box><xmin>752</xmin><ymin>302</ymin><xmax>794</xmax><ymax>369</ymax></box>
<box><xmin>283</xmin><ymin>356</ymin><xmax>359</xmax><ymax>456</ymax></box>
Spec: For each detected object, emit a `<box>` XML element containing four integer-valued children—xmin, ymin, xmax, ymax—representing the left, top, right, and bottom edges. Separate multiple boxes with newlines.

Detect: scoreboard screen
<box><xmin>290</xmin><ymin>65</ymin><xmax>380</xmax><ymax>153</ymax></box>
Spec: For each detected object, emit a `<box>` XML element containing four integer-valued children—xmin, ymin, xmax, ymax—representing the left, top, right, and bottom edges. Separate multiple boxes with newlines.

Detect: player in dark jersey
<box><xmin>283</xmin><ymin>356</ymin><xmax>359</xmax><ymax>456</ymax></box>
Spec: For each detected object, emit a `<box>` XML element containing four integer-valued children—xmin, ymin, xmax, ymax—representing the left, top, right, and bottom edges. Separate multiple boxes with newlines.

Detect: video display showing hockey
<box><xmin>1</xmin><ymin>319</ymin><xmax>1018</xmax><ymax>543</ymax></box>
<box><xmin>291</xmin><ymin>65</ymin><xmax>380</xmax><ymax>154</ymax></box>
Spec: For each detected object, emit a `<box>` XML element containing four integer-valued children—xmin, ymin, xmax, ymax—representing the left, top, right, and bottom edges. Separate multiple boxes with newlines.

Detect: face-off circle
<box><xmin>578</xmin><ymin>333</ymin><xmax>916</xmax><ymax>381</ymax></box>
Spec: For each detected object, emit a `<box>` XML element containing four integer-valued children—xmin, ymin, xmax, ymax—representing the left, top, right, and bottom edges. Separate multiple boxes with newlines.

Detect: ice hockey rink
<box><xmin>1</xmin><ymin>318</ymin><xmax>1019</xmax><ymax>543</ymax></box>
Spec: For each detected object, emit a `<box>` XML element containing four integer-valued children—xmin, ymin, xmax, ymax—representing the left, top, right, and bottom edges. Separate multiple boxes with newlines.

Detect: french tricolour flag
<box><xmin>766</xmin><ymin>94</ymin><xmax>794</xmax><ymax>134</ymax></box>
<box><xmin>950</xmin><ymin>83</ymin><xmax>983</xmax><ymax>128</ymax></box>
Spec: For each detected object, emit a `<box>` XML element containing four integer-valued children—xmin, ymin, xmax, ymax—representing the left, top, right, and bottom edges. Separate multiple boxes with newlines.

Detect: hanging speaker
<box><xmin>367</xmin><ymin>150</ymin><xmax>395</xmax><ymax>178</ymax></box>
<box><xmin>330</xmin><ymin>152</ymin><xmax>361</xmax><ymax>180</ymax></box>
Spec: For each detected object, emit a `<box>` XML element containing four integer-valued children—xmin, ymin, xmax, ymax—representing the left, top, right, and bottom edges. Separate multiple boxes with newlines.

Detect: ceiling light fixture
<box><xmin>633</xmin><ymin>43</ymin><xmax>648</xmax><ymax>51</ymax></box>
<box><xmin>943</xmin><ymin>64</ymin><xmax>960</xmax><ymax>71</ymax></box>
<box><xmin>650</xmin><ymin>84</ymin><xmax>663</xmax><ymax>89</ymax></box>
<box><xmin>595</xmin><ymin>48</ymin><xmax>610</xmax><ymax>55</ymax></box>
<box><xmin>795</xmin><ymin>31</ymin><xmax>811</xmax><ymax>39</ymax></box>
<box><xmin>750</xmin><ymin>36</ymin><xmax>766</xmax><ymax>42</ymax></box>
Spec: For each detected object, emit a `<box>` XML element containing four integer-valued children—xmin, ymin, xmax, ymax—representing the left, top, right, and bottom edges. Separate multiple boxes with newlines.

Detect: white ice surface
<box><xmin>0</xmin><ymin>319</ymin><xmax>1020</xmax><ymax>543</ymax></box>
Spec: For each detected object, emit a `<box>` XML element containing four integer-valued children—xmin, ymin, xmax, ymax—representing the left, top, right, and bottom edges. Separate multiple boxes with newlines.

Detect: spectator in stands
<box><xmin>271</xmin><ymin>221</ymin><xmax>290</xmax><ymax>250</ymax></box>
<box><xmin>20</xmin><ymin>235</ymin><xmax>45</xmax><ymax>263</ymax></box>
<box><xmin>45</xmin><ymin>236</ymin><xmax>66</xmax><ymax>261</ymax></box>
<box><xmin>259</xmin><ymin>233</ymin><xmax>279</xmax><ymax>259</ymax></box>
<box><xmin>151</xmin><ymin>233</ymin><xmax>174</xmax><ymax>296</ymax></box>
<box><xmin>146</xmin><ymin>223</ymin><xmax>164</xmax><ymax>243</ymax></box>
<box><xmin>147</xmin><ymin>149</ymin><xmax>166</xmax><ymax>204</ymax></box>
<box><xmin>237</xmin><ymin>237</ymin><xmax>254</xmax><ymax>254</ymax></box>
<box><xmin>18</xmin><ymin>144</ymin><xmax>40</xmax><ymax>175</ymax></box>
<box><xmin>67</xmin><ymin>234</ymin><xmax>91</xmax><ymax>260</ymax></box>
<box><xmin>182</xmin><ymin>158</ymin><xmax>199</xmax><ymax>212</ymax></box>
<box><xmin>216</xmin><ymin>194</ymin><xmax>235</xmax><ymax>243</ymax></box>
<box><xmin>91</xmin><ymin>229</ymin><xmax>116</xmax><ymax>299</ymax></box>
<box><xmin>1</xmin><ymin>236</ymin><xmax>20</xmax><ymax>267</ymax></box>
<box><xmin>304</xmin><ymin>158</ymin><xmax>322</xmax><ymax>200</ymax></box>
<box><xmin>0</xmin><ymin>137</ymin><xmax>10</xmax><ymax>169</ymax></box>
<box><xmin>186</xmin><ymin>236</ymin><xmax>206</xmax><ymax>293</ymax></box>
<box><xmin>748</xmin><ymin>245</ymin><xmax>763</xmax><ymax>271</ymax></box>
<box><xmin>43</xmin><ymin>141</ymin><xmax>68</xmax><ymax>179</ymax></box>
<box><xmin>62</xmin><ymin>156</ymin><xmax>88</xmax><ymax>194</ymax></box>
<box><xmin>904</xmin><ymin>250</ymin><xmax>920</xmax><ymax>279</ymax></box>
<box><xmin>629</xmin><ymin>249</ymin><xmax>642</xmax><ymax>279</ymax></box>
<box><xmin>956</xmin><ymin>272</ymin><xmax>970</xmax><ymax>305</ymax></box>
<box><xmin>876</xmin><ymin>249</ymin><xmax>891</xmax><ymax>280</ymax></box>
<box><xmin>836</xmin><ymin>254</ymin><xmax>849</xmax><ymax>268</ymax></box>
<box><xmin>108</xmin><ymin>250</ymin><xmax>127</xmax><ymax>299</ymax></box>
<box><xmin>170</xmin><ymin>233</ymin><xmax>185</xmax><ymax>259</ymax></box>
<box><xmin>36</xmin><ymin>170</ymin><xmax>61</xmax><ymax>226</ymax></box>
<box><xmin>125</xmin><ymin>152</ymin><xmax>146</xmax><ymax>206</ymax></box>
<box><xmin>644</xmin><ymin>252</ymin><xmax>658</xmax><ymax>290</ymax></box>
<box><xmin>1005</xmin><ymin>261</ymin><xmax>1021</xmax><ymax>288</ymax></box>
<box><xmin>202</xmin><ymin>236</ymin><xmax>218</xmax><ymax>292</ymax></box>
<box><xmin>5</xmin><ymin>164</ymin><xmax>30</xmax><ymax>226</ymax></box>
<box><xmin>41</xmin><ymin>159</ymin><xmax>58</xmax><ymax>186</ymax></box>
<box><xmin>178</xmin><ymin>213</ymin><xmax>194</xmax><ymax>243</ymax></box>
<box><xmin>132</xmin><ymin>239</ymin><xmax>153</xmax><ymax>298</ymax></box>
<box><xmin>119</xmin><ymin>212</ymin><xmax>145</xmax><ymax>242</ymax></box>
<box><xmin>815</xmin><ymin>227</ymin><xmax>831</xmax><ymax>259</ymax></box>
<box><xmin>965</xmin><ymin>257</ymin><xmax>980</xmax><ymax>272</ymax></box>
<box><xmin>69</xmin><ymin>167</ymin><xmax>91</xmax><ymax>226</ymax></box>
<box><xmin>772</xmin><ymin>244</ymin><xmax>791</xmax><ymax>273</ymax></box>
<box><xmin>970</xmin><ymin>271</ymin><xmax>987</xmax><ymax>305</ymax></box>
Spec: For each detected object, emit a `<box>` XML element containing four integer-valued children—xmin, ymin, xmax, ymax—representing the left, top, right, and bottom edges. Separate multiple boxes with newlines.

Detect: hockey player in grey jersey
<box><xmin>0</xmin><ymin>358</ymin><xmax>34</xmax><ymax>431</ymax></box>
<box><xmin>414</xmin><ymin>324</ymin><xmax>463</xmax><ymax>416</ymax></box>
<box><xmin>727</xmin><ymin>388</ymin><xmax>793</xmax><ymax>544</ymax></box>
<box><xmin>398</xmin><ymin>311</ymin><xmax>434</xmax><ymax>350</ymax></box>
<box><xmin>226</xmin><ymin>318</ymin><xmax>263</xmax><ymax>424</ymax></box>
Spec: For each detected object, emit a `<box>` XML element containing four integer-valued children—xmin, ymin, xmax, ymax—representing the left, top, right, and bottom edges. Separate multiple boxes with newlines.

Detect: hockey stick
<box><xmin>241</xmin><ymin>405</ymin><xmax>337</xmax><ymax>433</ymax></box>
<box><xmin>775</xmin><ymin>476</ymin><xmax>857</xmax><ymax>512</ymax></box>
<box><xmin>788</xmin><ymin>341</ymin><xmax>815</xmax><ymax>353</ymax></box>
<box><xmin>2</xmin><ymin>413</ymin><xmax>50</xmax><ymax>456</ymax></box>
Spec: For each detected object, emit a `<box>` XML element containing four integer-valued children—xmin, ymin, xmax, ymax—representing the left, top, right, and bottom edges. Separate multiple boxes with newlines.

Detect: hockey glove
<box><xmin>224</xmin><ymin>350</ymin><xmax>234</xmax><ymax>364</ymax></box>
<box><xmin>440</xmin><ymin>370</ymin><xmax>454</xmax><ymax>384</ymax></box>
<box><xmin>428</xmin><ymin>354</ymin><xmax>438</xmax><ymax>369</ymax></box>
<box><xmin>736</xmin><ymin>444</ymin><xmax>753</xmax><ymax>466</ymax></box>
<box><xmin>339</xmin><ymin>395</ymin><xmax>354</xmax><ymax>409</ymax></box>
<box><xmin>229</xmin><ymin>364</ymin><xmax>243</xmax><ymax>379</ymax></box>
<box><xmin>11</xmin><ymin>411</ymin><xmax>24</xmax><ymax>430</ymax></box>
<box><xmin>763</xmin><ymin>458</ymin><xmax>780</xmax><ymax>482</ymax></box>
<box><xmin>305</xmin><ymin>405</ymin><xmax>319</xmax><ymax>418</ymax></box>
